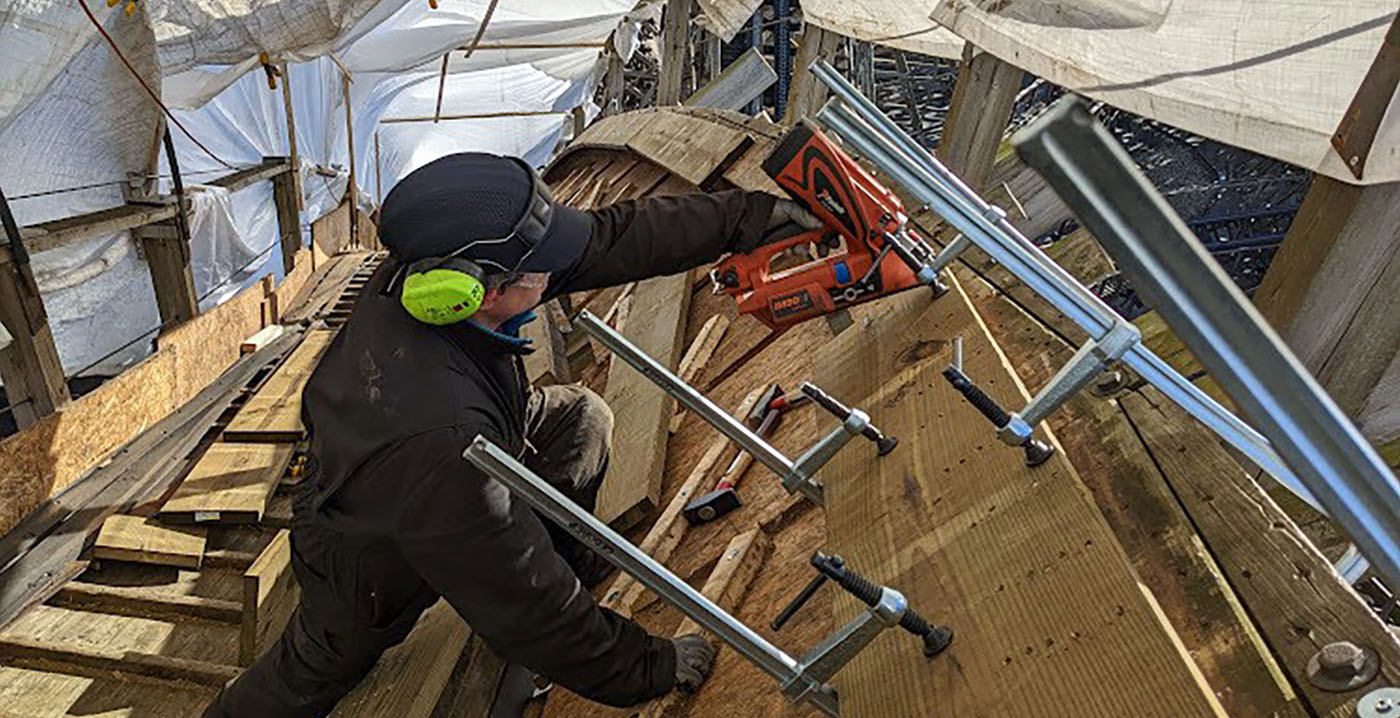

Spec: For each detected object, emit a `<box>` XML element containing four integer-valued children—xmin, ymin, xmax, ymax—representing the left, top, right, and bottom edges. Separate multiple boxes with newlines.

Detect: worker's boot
<box><xmin>489</xmin><ymin>663</ymin><xmax>551</xmax><ymax>718</ymax></box>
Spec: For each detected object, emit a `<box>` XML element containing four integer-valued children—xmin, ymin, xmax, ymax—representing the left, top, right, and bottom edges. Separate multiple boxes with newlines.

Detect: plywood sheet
<box><xmin>814</xmin><ymin>281</ymin><xmax>1223</xmax><ymax>718</ymax></box>
<box><xmin>224</xmin><ymin>330</ymin><xmax>335</xmax><ymax>441</ymax></box>
<box><xmin>91</xmin><ymin>515</ymin><xmax>206</xmax><ymax>570</ymax></box>
<box><xmin>159</xmin><ymin>443</ymin><xmax>295</xmax><ymax>524</ymax></box>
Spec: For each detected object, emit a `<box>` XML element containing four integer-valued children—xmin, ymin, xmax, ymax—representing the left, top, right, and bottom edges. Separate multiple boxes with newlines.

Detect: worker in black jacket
<box><xmin>205</xmin><ymin>152</ymin><xmax>818</xmax><ymax>717</ymax></box>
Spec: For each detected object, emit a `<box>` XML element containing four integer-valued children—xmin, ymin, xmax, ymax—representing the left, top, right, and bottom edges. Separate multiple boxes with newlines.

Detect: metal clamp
<box><xmin>576</xmin><ymin>311</ymin><xmax>896</xmax><ymax>506</ymax></box>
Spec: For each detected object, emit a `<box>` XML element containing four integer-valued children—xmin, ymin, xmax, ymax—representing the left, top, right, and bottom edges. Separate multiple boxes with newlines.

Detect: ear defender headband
<box><xmin>399</xmin><ymin>159</ymin><xmax>555</xmax><ymax>325</ymax></box>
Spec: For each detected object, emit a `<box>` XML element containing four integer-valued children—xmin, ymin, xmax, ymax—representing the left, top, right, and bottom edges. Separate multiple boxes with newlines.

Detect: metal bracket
<box><xmin>1000</xmin><ymin>318</ymin><xmax>1141</xmax><ymax>446</ymax></box>
<box><xmin>782</xmin><ymin>587</ymin><xmax>906</xmax><ymax>704</ymax></box>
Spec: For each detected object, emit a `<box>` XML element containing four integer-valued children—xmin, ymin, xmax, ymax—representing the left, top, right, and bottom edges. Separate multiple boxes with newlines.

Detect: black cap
<box><xmin>377</xmin><ymin>153</ymin><xmax>591</xmax><ymax>273</ymax></box>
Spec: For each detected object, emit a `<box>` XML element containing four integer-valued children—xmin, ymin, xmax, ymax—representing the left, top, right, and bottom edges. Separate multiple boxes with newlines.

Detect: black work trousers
<box><xmin>204</xmin><ymin>384</ymin><xmax>615</xmax><ymax>718</ymax></box>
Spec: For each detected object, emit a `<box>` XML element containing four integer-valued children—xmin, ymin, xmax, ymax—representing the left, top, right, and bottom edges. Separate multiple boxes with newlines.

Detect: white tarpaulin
<box><xmin>0</xmin><ymin>0</ymin><xmax>637</xmax><ymax>377</ymax></box>
<box><xmin>931</xmin><ymin>0</ymin><xmax>1400</xmax><ymax>184</ymax></box>
<box><xmin>802</xmin><ymin>0</ymin><xmax>964</xmax><ymax>60</ymax></box>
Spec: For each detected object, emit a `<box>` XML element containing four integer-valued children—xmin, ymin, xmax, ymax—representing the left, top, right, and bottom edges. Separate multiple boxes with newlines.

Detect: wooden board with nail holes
<box><xmin>329</xmin><ymin>600</ymin><xmax>470</xmax><ymax>718</ymax></box>
<box><xmin>91</xmin><ymin>514</ymin><xmax>207</xmax><ymax>570</ymax></box>
<box><xmin>813</xmin><ymin>277</ymin><xmax>1224</xmax><ymax>718</ymax></box>
<box><xmin>223</xmin><ymin>329</ymin><xmax>335</xmax><ymax>441</ymax></box>
<box><xmin>159</xmin><ymin>443</ymin><xmax>295</xmax><ymax>525</ymax></box>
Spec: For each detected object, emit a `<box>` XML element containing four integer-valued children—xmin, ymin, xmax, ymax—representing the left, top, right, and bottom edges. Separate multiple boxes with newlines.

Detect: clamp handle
<box><xmin>942</xmin><ymin>365</ymin><xmax>1010</xmax><ymax>428</ymax></box>
<box><xmin>811</xmin><ymin>553</ymin><xmax>953</xmax><ymax>657</ymax></box>
<box><xmin>800</xmin><ymin>383</ymin><xmax>898</xmax><ymax>456</ymax></box>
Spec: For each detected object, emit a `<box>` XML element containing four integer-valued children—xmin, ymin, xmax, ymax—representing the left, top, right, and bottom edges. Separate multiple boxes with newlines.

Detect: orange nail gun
<box><xmin>712</xmin><ymin>121</ymin><xmax>944</xmax><ymax>330</ymax></box>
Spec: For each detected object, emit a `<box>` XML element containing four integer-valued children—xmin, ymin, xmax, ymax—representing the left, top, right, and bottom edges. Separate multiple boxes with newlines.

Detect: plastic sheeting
<box><xmin>0</xmin><ymin>0</ymin><xmax>636</xmax><ymax>378</ymax></box>
<box><xmin>802</xmin><ymin>0</ymin><xmax>964</xmax><ymax>60</ymax></box>
<box><xmin>931</xmin><ymin>0</ymin><xmax>1400</xmax><ymax>184</ymax></box>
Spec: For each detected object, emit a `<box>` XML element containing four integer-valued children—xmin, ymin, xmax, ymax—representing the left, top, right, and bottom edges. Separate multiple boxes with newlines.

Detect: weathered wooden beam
<box><xmin>240</xmin><ymin>528</ymin><xmax>299</xmax><ymax>666</ymax></box>
<box><xmin>657</xmin><ymin>0</ymin><xmax>693</xmax><ymax>105</ymax></box>
<box><xmin>278</xmin><ymin>62</ymin><xmax>304</xmax><ymax>211</ymax></box>
<box><xmin>0</xmin><ymin>634</ymin><xmax>240</xmax><ymax>687</ymax></box>
<box><xmin>0</xmin><ymin>243</ymin><xmax>69</xmax><ymax>427</ymax></box>
<box><xmin>939</xmin><ymin>47</ymin><xmax>1024</xmax><ymax>192</ymax></box>
<box><xmin>785</xmin><ymin>25</ymin><xmax>842</xmax><ymax>126</ymax></box>
<box><xmin>1253</xmin><ymin>177</ymin><xmax>1400</xmax><ymax>420</ymax></box>
<box><xmin>270</xmin><ymin>157</ymin><xmax>302</xmax><ymax>273</ymax></box>
<box><xmin>136</xmin><ymin>219</ymin><xmax>199</xmax><ymax>326</ymax></box>
<box><xmin>683</xmin><ymin>47</ymin><xmax>777</xmax><ymax>112</ymax></box>
<box><xmin>49</xmin><ymin>581</ymin><xmax>243</xmax><ymax>624</ymax></box>
<box><xmin>91</xmin><ymin>514</ymin><xmax>206</xmax><ymax>570</ymax></box>
<box><xmin>601</xmin><ymin>49</ymin><xmax>626</xmax><ymax>118</ymax></box>
<box><xmin>205</xmin><ymin>159</ymin><xmax>291</xmax><ymax>194</ymax></box>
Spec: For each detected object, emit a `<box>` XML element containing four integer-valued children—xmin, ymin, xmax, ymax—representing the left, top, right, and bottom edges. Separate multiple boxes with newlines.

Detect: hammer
<box><xmin>683</xmin><ymin>385</ymin><xmax>808</xmax><ymax>525</ymax></box>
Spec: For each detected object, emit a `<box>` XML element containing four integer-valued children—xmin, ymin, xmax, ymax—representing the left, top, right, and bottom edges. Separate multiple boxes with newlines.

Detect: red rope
<box><xmin>76</xmin><ymin>0</ymin><xmax>235</xmax><ymax>169</ymax></box>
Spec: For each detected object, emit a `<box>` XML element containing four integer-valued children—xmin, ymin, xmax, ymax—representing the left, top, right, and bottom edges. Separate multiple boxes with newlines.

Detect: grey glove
<box><xmin>767</xmin><ymin>197</ymin><xmax>817</xmax><ymax>236</ymax></box>
<box><xmin>672</xmin><ymin>634</ymin><xmax>717</xmax><ymax>693</ymax></box>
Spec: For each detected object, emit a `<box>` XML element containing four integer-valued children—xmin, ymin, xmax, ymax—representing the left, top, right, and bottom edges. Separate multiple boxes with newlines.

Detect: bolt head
<box><xmin>1318</xmin><ymin>641</ymin><xmax>1365</xmax><ymax>675</ymax></box>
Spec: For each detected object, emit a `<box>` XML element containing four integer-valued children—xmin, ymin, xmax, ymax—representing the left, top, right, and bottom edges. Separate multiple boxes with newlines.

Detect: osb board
<box><xmin>814</xmin><ymin>281</ymin><xmax>1222</xmax><ymax>717</ymax></box>
<box><xmin>313</xmin><ymin>200</ymin><xmax>354</xmax><ymax>260</ymax></box>
<box><xmin>223</xmin><ymin>330</ymin><xmax>335</xmax><ymax>441</ymax></box>
<box><xmin>159</xmin><ymin>273</ymin><xmax>267</xmax><ymax>407</ymax></box>
<box><xmin>0</xmin><ymin>348</ymin><xmax>178</xmax><ymax>537</ymax></box>
<box><xmin>330</xmin><ymin>600</ymin><xmax>470</xmax><ymax>718</ymax></box>
<box><xmin>91</xmin><ymin>515</ymin><xmax>206</xmax><ymax>570</ymax></box>
<box><xmin>159</xmin><ymin>443</ymin><xmax>293</xmax><ymax>525</ymax></box>
<box><xmin>0</xmin><ymin>665</ymin><xmax>216</xmax><ymax>717</ymax></box>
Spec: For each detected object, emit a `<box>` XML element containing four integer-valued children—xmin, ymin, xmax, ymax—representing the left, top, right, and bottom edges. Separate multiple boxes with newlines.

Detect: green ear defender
<box><xmin>400</xmin><ymin>257</ymin><xmax>487</xmax><ymax>325</ymax></box>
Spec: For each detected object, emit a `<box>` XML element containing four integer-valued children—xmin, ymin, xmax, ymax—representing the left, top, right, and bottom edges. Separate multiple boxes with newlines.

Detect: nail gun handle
<box><xmin>942</xmin><ymin>366</ymin><xmax>1011</xmax><ymax>429</ymax></box>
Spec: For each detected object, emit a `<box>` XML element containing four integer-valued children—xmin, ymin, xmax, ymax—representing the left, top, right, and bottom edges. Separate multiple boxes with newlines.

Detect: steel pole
<box><xmin>1013</xmin><ymin>97</ymin><xmax>1400</xmax><ymax>590</ymax></box>
<box><xmin>463</xmin><ymin>436</ymin><xmax>840</xmax><ymax>716</ymax></box>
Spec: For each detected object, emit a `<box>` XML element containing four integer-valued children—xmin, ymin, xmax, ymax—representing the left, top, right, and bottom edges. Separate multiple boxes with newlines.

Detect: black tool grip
<box><xmin>811</xmin><ymin>553</ymin><xmax>953</xmax><ymax>657</ymax></box>
<box><xmin>942</xmin><ymin>366</ymin><xmax>1010</xmax><ymax>428</ymax></box>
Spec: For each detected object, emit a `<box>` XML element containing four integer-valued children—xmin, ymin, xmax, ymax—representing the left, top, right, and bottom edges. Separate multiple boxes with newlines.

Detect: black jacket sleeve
<box><xmin>392</xmin><ymin>426</ymin><xmax>675</xmax><ymax>707</ymax></box>
<box><xmin>546</xmin><ymin>189</ymin><xmax>777</xmax><ymax>297</ymax></box>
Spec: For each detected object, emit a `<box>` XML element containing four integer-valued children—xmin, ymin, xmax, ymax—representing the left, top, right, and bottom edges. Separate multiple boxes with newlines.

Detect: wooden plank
<box><xmin>669</xmin><ymin>314</ymin><xmax>731</xmax><ymax>432</ymax></box>
<box><xmin>938</xmin><ymin>49</ymin><xmax>1024</xmax><ymax>192</ymax></box>
<box><xmin>429</xmin><ymin>633</ymin><xmax>508</xmax><ymax>718</ymax></box>
<box><xmin>785</xmin><ymin>25</ymin><xmax>843</xmax><ymax>126</ymax></box>
<box><xmin>330</xmin><ymin>600</ymin><xmax>471</xmax><ymax>717</ymax></box>
<box><xmin>1121</xmin><ymin>387</ymin><xmax>1400</xmax><ymax>718</ymax></box>
<box><xmin>684</xmin><ymin>47</ymin><xmax>777</xmax><ymax>112</ymax></box>
<box><xmin>601</xmin><ymin>386</ymin><xmax>767</xmax><ymax>614</ymax></box>
<box><xmin>224</xmin><ymin>329</ymin><xmax>335</xmax><ymax>441</ymax></box>
<box><xmin>637</xmin><ymin>529</ymin><xmax>771</xmax><ymax>718</ymax></box>
<box><xmin>0</xmin><ymin>665</ymin><xmax>219</xmax><ymax>716</ymax></box>
<box><xmin>595</xmin><ymin>273</ymin><xmax>692</xmax><ymax>530</ymax></box>
<box><xmin>205</xmin><ymin>159</ymin><xmax>290</xmax><ymax>194</ymax></box>
<box><xmin>137</xmin><ymin>220</ymin><xmax>199</xmax><ymax>326</ymax></box>
<box><xmin>159</xmin><ymin>443</ymin><xmax>295</xmax><ymax>525</ymax></box>
<box><xmin>242</xmin><ymin>324</ymin><xmax>287</xmax><ymax>355</ymax></box>
<box><xmin>625</xmin><ymin>113</ymin><xmax>749</xmax><ymax>186</ymax></box>
<box><xmin>17</xmin><ymin>203</ymin><xmax>177</xmax><ymax>257</ymax></box>
<box><xmin>271</xmin><ymin>161</ymin><xmax>301</xmax><ymax>273</ymax></box>
<box><xmin>0</xmin><ymin>634</ymin><xmax>239</xmax><ymax>687</ymax></box>
<box><xmin>49</xmin><ymin>582</ymin><xmax>242</xmax><ymax>624</ymax></box>
<box><xmin>658</xmin><ymin>0</ymin><xmax>693</xmax><ymax>105</ymax></box>
<box><xmin>0</xmin><ymin>603</ymin><xmax>242</xmax><ymax>676</ymax></box>
<box><xmin>91</xmin><ymin>514</ymin><xmax>206</xmax><ymax>570</ymax></box>
<box><xmin>522</xmin><ymin>300</ymin><xmax>572</xmax><ymax>386</ymax></box>
<box><xmin>814</xmin><ymin>282</ymin><xmax>1224</xmax><ymax>718</ymax></box>
<box><xmin>240</xmin><ymin>528</ymin><xmax>299</xmax><ymax>666</ymax></box>
<box><xmin>283</xmin><ymin>254</ymin><xmax>369</xmax><ymax>325</ymax></box>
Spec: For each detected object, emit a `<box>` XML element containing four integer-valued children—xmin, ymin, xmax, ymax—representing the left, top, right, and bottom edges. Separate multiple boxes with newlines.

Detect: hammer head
<box><xmin>750</xmin><ymin>384</ymin><xmax>785</xmax><ymax>427</ymax></box>
<box><xmin>683</xmin><ymin>487</ymin><xmax>742</xmax><ymax>525</ymax></box>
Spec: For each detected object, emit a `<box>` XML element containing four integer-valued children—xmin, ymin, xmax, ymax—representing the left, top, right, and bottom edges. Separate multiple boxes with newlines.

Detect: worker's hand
<box><xmin>764</xmin><ymin>198</ymin><xmax>822</xmax><ymax>243</ymax></box>
<box><xmin>672</xmin><ymin>634</ymin><xmax>717</xmax><ymax>693</ymax></box>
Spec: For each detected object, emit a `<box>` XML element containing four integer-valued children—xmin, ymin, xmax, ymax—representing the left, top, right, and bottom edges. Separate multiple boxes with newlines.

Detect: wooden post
<box><xmin>658</xmin><ymin>0</ymin><xmax>693</xmax><ymax>105</ymax></box>
<box><xmin>938</xmin><ymin>46</ymin><xmax>1024</xmax><ymax>192</ymax></box>
<box><xmin>137</xmin><ymin>128</ymin><xmax>199</xmax><ymax>327</ymax></box>
<box><xmin>277</xmin><ymin>63</ymin><xmax>303</xmax><ymax>211</ymax></box>
<box><xmin>602</xmin><ymin>48</ymin><xmax>625</xmax><ymax>117</ymax></box>
<box><xmin>784</xmin><ymin>24</ymin><xmax>842</xmax><ymax>126</ymax></box>
<box><xmin>702</xmin><ymin>30</ymin><xmax>721</xmax><ymax>85</ymax></box>
<box><xmin>1254</xmin><ymin>177</ymin><xmax>1400</xmax><ymax>421</ymax></box>
<box><xmin>342</xmin><ymin>72</ymin><xmax>359</xmax><ymax>248</ymax></box>
<box><xmin>0</xmin><ymin>189</ymin><xmax>69</xmax><ymax>428</ymax></box>
<box><xmin>269</xmin><ymin>161</ymin><xmax>301</xmax><ymax>274</ymax></box>
<box><xmin>373</xmin><ymin>130</ymin><xmax>383</xmax><ymax>207</ymax></box>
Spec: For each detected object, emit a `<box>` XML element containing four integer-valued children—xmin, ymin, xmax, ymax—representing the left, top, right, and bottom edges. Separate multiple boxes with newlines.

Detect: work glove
<box><xmin>764</xmin><ymin>198</ymin><xmax>823</xmax><ymax>243</ymax></box>
<box><xmin>672</xmin><ymin>634</ymin><xmax>718</xmax><ymax>693</ymax></box>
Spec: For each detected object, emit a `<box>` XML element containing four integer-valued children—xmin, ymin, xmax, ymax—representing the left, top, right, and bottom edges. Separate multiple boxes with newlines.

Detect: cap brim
<box><xmin>520</xmin><ymin>205</ymin><xmax>591</xmax><ymax>273</ymax></box>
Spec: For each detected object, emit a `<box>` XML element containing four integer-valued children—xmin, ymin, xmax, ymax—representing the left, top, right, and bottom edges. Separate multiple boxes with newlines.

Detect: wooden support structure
<box><xmin>91</xmin><ymin>515</ymin><xmax>206</xmax><ymax>570</ymax></box>
<box><xmin>241</xmin><ymin>528</ymin><xmax>299</xmax><ymax>666</ymax></box>
<box><xmin>278</xmin><ymin>62</ymin><xmax>304</xmax><ymax>212</ymax></box>
<box><xmin>1254</xmin><ymin>177</ymin><xmax>1400</xmax><ymax>428</ymax></box>
<box><xmin>939</xmin><ymin>46</ymin><xmax>1024</xmax><ymax>192</ymax></box>
<box><xmin>0</xmin><ymin>633</ymin><xmax>240</xmax><ymax>687</ymax></box>
<box><xmin>223</xmin><ymin>329</ymin><xmax>336</xmax><ymax>441</ymax></box>
<box><xmin>658</xmin><ymin>0</ymin><xmax>693</xmax><ymax>105</ymax></box>
<box><xmin>596</xmin><ymin>273</ymin><xmax>692</xmax><ymax>529</ymax></box>
<box><xmin>0</xmin><ymin>249</ymin><xmax>69</xmax><ymax>429</ymax></box>
<box><xmin>270</xmin><ymin>156</ymin><xmax>302</xmax><ymax>274</ymax></box>
<box><xmin>158</xmin><ymin>443</ymin><xmax>295</xmax><ymax>525</ymax></box>
<box><xmin>343</xmin><ymin>72</ymin><xmax>359</xmax><ymax>248</ymax></box>
<box><xmin>785</xmin><ymin>25</ymin><xmax>842</xmax><ymax>126</ymax></box>
<box><xmin>49</xmin><ymin>582</ymin><xmax>243</xmax><ymax>624</ymax></box>
<box><xmin>815</xmin><ymin>284</ymin><xmax>1224</xmax><ymax>717</ymax></box>
<box><xmin>136</xmin><ymin>219</ymin><xmax>200</xmax><ymax>325</ymax></box>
